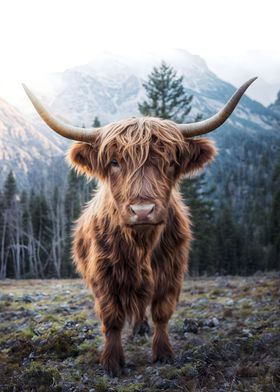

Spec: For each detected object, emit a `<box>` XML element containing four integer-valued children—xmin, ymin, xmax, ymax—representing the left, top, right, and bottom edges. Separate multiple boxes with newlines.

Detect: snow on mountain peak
<box><xmin>1</xmin><ymin>49</ymin><xmax>279</xmax><ymax>188</ymax></box>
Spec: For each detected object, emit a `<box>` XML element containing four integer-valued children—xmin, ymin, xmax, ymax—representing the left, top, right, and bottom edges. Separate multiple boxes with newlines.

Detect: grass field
<box><xmin>0</xmin><ymin>273</ymin><xmax>279</xmax><ymax>391</ymax></box>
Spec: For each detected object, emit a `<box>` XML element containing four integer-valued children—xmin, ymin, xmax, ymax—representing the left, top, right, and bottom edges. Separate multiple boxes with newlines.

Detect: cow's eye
<box><xmin>111</xmin><ymin>159</ymin><xmax>119</xmax><ymax>167</ymax></box>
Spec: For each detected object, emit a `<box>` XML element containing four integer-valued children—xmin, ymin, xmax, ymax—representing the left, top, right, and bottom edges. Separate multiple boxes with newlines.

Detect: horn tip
<box><xmin>241</xmin><ymin>77</ymin><xmax>258</xmax><ymax>93</ymax></box>
<box><xmin>22</xmin><ymin>83</ymin><xmax>31</xmax><ymax>96</ymax></box>
<box><xmin>247</xmin><ymin>76</ymin><xmax>258</xmax><ymax>85</ymax></box>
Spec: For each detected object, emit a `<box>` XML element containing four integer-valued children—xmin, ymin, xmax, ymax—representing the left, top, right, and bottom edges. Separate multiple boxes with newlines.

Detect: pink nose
<box><xmin>130</xmin><ymin>203</ymin><xmax>155</xmax><ymax>220</ymax></box>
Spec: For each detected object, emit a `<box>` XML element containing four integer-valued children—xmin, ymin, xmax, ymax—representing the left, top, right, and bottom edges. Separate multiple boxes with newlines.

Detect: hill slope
<box><xmin>0</xmin><ymin>98</ymin><xmax>68</xmax><ymax>188</ymax></box>
<box><xmin>1</xmin><ymin>49</ymin><xmax>279</xmax><ymax>193</ymax></box>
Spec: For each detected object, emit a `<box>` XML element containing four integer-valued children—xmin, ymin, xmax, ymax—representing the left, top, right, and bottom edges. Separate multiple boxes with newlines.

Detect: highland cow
<box><xmin>23</xmin><ymin>77</ymin><xmax>256</xmax><ymax>376</ymax></box>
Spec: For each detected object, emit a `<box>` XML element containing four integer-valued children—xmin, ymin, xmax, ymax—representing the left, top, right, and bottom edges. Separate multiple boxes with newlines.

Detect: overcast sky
<box><xmin>0</xmin><ymin>0</ymin><xmax>279</xmax><ymax>106</ymax></box>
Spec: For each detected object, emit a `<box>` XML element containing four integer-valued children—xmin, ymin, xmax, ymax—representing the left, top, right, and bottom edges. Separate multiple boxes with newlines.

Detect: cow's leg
<box><xmin>150</xmin><ymin>206</ymin><xmax>190</xmax><ymax>363</ymax></box>
<box><xmin>93</xmin><ymin>289</ymin><xmax>125</xmax><ymax>377</ymax></box>
<box><xmin>151</xmin><ymin>294</ymin><xmax>177</xmax><ymax>363</ymax></box>
<box><xmin>100</xmin><ymin>323</ymin><xmax>125</xmax><ymax>377</ymax></box>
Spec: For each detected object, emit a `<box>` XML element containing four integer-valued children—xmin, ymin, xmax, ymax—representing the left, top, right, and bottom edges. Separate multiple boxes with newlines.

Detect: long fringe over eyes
<box><xmin>97</xmin><ymin>117</ymin><xmax>186</xmax><ymax>178</ymax></box>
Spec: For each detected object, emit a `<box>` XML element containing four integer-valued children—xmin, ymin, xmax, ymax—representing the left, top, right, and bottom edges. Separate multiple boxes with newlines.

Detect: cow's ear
<box><xmin>184</xmin><ymin>138</ymin><xmax>217</xmax><ymax>175</ymax></box>
<box><xmin>68</xmin><ymin>142</ymin><xmax>97</xmax><ymax>176</ymax></box>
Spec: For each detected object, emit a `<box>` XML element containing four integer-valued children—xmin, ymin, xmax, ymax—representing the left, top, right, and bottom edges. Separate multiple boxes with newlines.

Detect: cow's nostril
<box><xmin>130</xmin><ymin>204</ymin><xmax>155</xmax><ymax>218</ymax></box>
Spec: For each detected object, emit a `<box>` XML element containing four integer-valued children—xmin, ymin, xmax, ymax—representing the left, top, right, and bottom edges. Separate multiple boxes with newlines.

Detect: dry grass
<box><xmin>0</xmin><ymin>273</ymin><xmax>279</xmax><ymax>391</ymax></box>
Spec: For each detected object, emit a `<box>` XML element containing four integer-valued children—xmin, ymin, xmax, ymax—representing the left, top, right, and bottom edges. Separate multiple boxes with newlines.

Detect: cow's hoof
<box><xmin>153</xmin><ymin>352</ymin><xmax>175</xmax><ymax>364</ymax></box>
<box><xmin>157</xmin><ymin>356</ymin><xmax>174</xmax><ymax>364</ymax></box>
<box><xmin>152</xmin><ymin>344</ymin><xmax>174</xmax><ymax>364</ymax></box>
<box><xmin>101</xmin><ymin>351</ymin><xmax>125</xmax><ymax>378</ymax></box>
<box><xmin>105</xmin><ymin>368</ymin><xmax>121</xmax><ymax>378</ymax></box>
<box><xmin>133</xmin><ymin>320</ymin><xmax>151</xmax><ymax>337</ymax></box>
<box><xmin>102</xmin><ymin>361</ymin><xmax>123</xmax><ymax>378</ymax></box>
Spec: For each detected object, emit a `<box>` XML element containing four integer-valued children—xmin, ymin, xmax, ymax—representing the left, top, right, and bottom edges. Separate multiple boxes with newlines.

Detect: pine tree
<box><xmin>92</xmin><ymin>116</ymin><xmax>101</xmax><ymax>127</ymax></box>
<box><xmin>62</xmin><ymin>168</ymin><xmax>95</xmax><ymax>276</ymax></box>
<box><xmin>181</xmin><ymin>174</ymin><xmax>216</xmax><ymax>274</ymax></box>
<box><xmin>62</xmin><ymin>169</ymin><xmax>81</xmax><ymax>277</ymax></box>
<box><xmin>3</xmin><ymin>172</ymin><xmax>22</xmax><ymax>278</ymax></box>
<box><xmin>270</xmin><ymin>156</ymin><xmax>280</xmax><ymax>269</ymax></box>
<box><xmin>214</xmin><ymin>206</ymin><xmax>244</xmax><ymax>275</ymax></box>
<box><xmin>0</xmin><ymin>190</ymin><xmax>6</xmax><ymax>278</ymax></box>
<box><xmin>271</xmin><ymin>191</ymin><xmax>280</xmax><ymax>267</ymax></box>
<box><xmin>4</xmin><ymin>171</ymin><xmax>17</xmax><ymax>208</ymax></box>
<box><xmin>138</xmin><ymin>61</ymin><xmax>193</xmax><ymax>123</ymax></box>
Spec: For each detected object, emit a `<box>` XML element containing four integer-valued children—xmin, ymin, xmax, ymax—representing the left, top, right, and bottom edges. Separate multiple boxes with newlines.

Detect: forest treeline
<box><xmin>0</xmin><ymin>165</ymin><xmax>279</xmax><ymax>279</ymax></box>
<box><xmin>0</xmin><ymin>169</ymin><xmax>93</xmax><ymax>279</ymax></box>
<box><xmin>0</xmin><ymin>62</ymin><xmax>279</xmax><ymax>279</ymax></box>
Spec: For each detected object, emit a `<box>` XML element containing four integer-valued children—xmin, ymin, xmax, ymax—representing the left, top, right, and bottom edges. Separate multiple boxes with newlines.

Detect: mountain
<box><xmin>46</xmin><ymin>50</ymin><xmax>280</xmax><ymax>195</ymax></box>
<box><xmin>207</xmin><ymin>50</ymin><xmax>280</xmax><ymax>106</ymax></box>
<box><xmin>1</xmin><ymin>49</ymin><xmax>280</xmax><ymax>193</ymax></box>
<box><xmin>0</xmin><ymin>98</ymin><xmax>68</xmax><ymax>188</ymax></box>
<box><xmin>268</xmin><ymin>91</ymin><xmax>280</xmax><ymax>123</ymax></box>
<box><xmin>45</xmin><ymin>50</ymin><xmax>279</xmax><ymax>129</ymax></box>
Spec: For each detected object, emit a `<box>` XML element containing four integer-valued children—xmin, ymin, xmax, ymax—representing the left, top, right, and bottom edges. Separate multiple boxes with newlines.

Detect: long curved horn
<box><xmin>22</xmin><ymin>84</ymin><xmax>100</xmax><ymax>142</ymax></box>
<box><xmin>178</xmin><ymin>77</ymin><xmax>257</xmax><ymax>137</ymax></box>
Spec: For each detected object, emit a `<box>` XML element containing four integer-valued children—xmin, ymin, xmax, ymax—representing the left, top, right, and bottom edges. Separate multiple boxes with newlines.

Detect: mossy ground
<box><xmin>0</xmin><ymin>273</ymin><xmax>279</xmax><ymax>391</ymax></box>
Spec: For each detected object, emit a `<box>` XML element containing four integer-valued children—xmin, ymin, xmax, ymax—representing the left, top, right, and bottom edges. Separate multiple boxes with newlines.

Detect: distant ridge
<box><xmin>1</xmin><ymin>49</ymin><xmax>279</xmax><ymax>189</ymax></box>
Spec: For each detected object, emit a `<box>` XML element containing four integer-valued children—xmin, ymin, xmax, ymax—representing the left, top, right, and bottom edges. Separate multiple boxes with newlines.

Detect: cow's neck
<box><xmin>125</xmin><ymin>225</ymin><xmax>163</xmax><ymax>249</ymax></box>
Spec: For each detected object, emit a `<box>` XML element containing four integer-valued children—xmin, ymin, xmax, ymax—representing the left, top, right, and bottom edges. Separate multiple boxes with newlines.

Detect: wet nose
<box><xmin>130</xmin><ymin>203</ymin><xmax>155</xmax><ymax>220</ymax></box>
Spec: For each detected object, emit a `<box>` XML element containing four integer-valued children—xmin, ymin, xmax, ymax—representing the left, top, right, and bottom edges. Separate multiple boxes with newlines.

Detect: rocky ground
<box><xmin>0</xmin><ymin>273</ymin><xmax>279</xmax><ymax>392</ymax></box>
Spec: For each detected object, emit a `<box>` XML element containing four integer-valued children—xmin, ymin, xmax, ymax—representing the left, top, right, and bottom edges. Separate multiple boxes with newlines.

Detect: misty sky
<box><xmin>0</xmin><ymin>0</ymin><xmax>279</xmax><ymax>106</ymax></box>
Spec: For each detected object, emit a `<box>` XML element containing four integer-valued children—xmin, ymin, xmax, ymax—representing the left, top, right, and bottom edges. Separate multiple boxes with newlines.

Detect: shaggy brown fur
<box><xmin>69</xmin><ymin>117</ymin><xmax>217</xmax><ymax>376</ymax></box>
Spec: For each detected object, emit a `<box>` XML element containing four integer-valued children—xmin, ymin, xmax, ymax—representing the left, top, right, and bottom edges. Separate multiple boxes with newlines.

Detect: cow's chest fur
<box><xmin>92</xmin><ymin>219</ymin><xmax>161</xmax><ymax>321</ymax></box>
<box><xmin>74</xmin><ymin>199</ymin><xmax>191</xmax><ymax>325</ymax></box>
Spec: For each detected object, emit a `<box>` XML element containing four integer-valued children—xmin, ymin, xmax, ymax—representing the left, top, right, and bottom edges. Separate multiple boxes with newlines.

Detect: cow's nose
<box><xmin>130</xmin><ymin>203</ymin><xmax>155</xmax><ymax>220</ymax></box>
